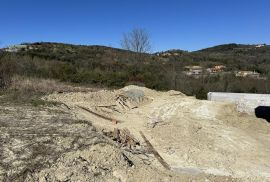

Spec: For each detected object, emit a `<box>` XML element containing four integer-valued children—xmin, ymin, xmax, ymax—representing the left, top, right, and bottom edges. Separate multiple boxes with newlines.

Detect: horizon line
<box><xmin>0</xmin><ymin>41</ymin><xmax>269</xmax><ymax>53</ymax></box>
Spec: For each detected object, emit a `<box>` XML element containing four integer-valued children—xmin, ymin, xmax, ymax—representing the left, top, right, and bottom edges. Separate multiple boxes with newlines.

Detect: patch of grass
<box><xmin>30</xmin><ymin>99</ymin><xmax>59</xmax><ymax>107</ymax></box>
<box><xmin>0</xmin><ymin>88</ymin><xmax>59</xmax><ymax>107</ymax></box>
<box><xmin>0</xmin><ymin>76</ymin><xmax>93</xmax><ymax>106</ymax></box>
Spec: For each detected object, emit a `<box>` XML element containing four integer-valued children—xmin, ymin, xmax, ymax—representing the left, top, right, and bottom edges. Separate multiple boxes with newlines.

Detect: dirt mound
<box><xmin>0</xmin><ymin>104</ymin><xmax>238</xmax><ymax>182</ymax></box>
<box><xmin>116</xmin><ymin>89</ymin><xmax>151</xmax><ymax>111</ymax></box>
<box><xmin>44</xmin><ymin>85</ymin><xmax>270</xmax><ymax>181</ymax></box>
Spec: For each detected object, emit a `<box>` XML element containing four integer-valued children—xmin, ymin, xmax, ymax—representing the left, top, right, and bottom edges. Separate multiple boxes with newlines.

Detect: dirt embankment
<box><xmin>44</xmin><ymin>85</ymin><xmax>270</xmax><ymax>181</ymax></box>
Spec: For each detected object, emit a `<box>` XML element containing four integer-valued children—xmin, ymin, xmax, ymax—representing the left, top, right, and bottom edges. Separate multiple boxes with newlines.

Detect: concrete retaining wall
<box><xmin>207</xmin><ymin>92</ymin><xmax>270</xmax><ymax>114</ymax></box>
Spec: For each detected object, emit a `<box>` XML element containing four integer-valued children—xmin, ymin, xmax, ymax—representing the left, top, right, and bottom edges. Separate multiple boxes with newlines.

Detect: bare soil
<box><xmin>0</xmin><ymin>104</ymin><xmax>237</xmax><ymax>182</ymax></box>
<box><xmin>1</xmin><ymin>85</ymin><xmax>269</xmax><ymax>181</ymax></box>
<box><xmin>44</xmin><ymin>85</ymin><xmax>270</xmax><ymax>181</ymax></box>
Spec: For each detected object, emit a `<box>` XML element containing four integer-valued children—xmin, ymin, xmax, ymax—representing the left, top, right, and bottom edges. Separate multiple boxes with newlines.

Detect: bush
<box><xmin>0</xmin><ymin>58</ymin><xmax>16</xmax><ymax>89</ymax></box>
<box><xmin>194</xmin><ymin>87</ymin><xmax>208</xmax><ymax>100</ymax></box>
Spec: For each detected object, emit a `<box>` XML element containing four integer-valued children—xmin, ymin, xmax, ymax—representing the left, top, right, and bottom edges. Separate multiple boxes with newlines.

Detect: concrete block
<box><xmin>207</xmin><ymin>92</ymin><xmax>270</xmax><ymax>114</ymax></box>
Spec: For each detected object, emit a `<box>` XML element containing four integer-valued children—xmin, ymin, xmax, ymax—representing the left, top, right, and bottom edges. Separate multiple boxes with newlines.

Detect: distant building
<box><xmin>158</xmin><ymin>52</ymin><xmax>172</xmax><ymax>57</ymax></box>
<box><xmin>235</xmin><ymin>71</ymin><xmax>260</xmax><ymax>79</ymax></box>
<box><xmin>4</xmin><ymin>44</ymin><xmax>28</xmax><ymax>52</ymax></box>
<box><xmin>183</xmin><ymin>66</ymin><xmax>203</xmax><ymax>78</ymax></box>
<box><xmin>255</xmin><ymin>44</ymin><xmax>266</xmax><ymax>48</ymax></box>
<box><xmin>156</xmin><ymin>50</ymin><xmax>184</xmax><ymax>57</ymax></box>
<box><xmin>207</xmin><ymin>65</ymin><xmax>226</xmax><ymax>74</ymax></box>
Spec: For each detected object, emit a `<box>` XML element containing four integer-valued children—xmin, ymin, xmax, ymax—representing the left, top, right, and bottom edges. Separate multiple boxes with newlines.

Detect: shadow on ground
<box><xmin>255</xmin><ymin>106</ymin><xmax>270</xmax><ymax>122</ymax></box>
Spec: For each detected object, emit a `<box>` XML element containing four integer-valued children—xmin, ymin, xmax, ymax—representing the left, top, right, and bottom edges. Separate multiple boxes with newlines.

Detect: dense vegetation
<box><xmin>1</xmin><ymin>42</ymin><xmax>270</xmax><ymax>99</ymax></box>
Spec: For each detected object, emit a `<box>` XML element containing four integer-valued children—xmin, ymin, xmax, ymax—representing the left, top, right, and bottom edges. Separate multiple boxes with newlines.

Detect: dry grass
<box><xmin>10</xmin><ymin>76</ymin><xmax>97</xmax><ymax>94</ymax></box>
<box><xmin>0</xmin><ymin>76</ymin><xmax>100</xmax><ymax>106</ymax></box>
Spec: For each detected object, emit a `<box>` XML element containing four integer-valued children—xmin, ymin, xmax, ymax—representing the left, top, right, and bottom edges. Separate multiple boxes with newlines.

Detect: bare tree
<box><xmin>121</xmin><ymin>28</ymin><xmax>152</xmax><ymax>53</ymax></box>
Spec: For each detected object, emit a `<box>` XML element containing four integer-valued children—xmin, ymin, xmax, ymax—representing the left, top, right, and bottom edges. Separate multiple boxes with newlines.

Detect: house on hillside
<box><xmin>255</xmin><ymin>44</ymin><xmax>266</xmax><ymax>48</ymax></box>
<box><xmin>183</xmin><ymin>66</ymin><xmax>203</xmax><ymax>78</ymax></box>
<box><xmin>207</xmin><ymin>65</ymin><xmax>226</xmax><ymax>74</ymax></box>
<box><xmin>158</xmin><ymin>52</ymin><xmax>172</xmax><ymax>57</ymax></box>
<box><xmin>235</xmin><ymin>71</ymin><xmax>260</xmax><ymax>79</ymax></box>
<box><xmin>4</xmin><ymin>44</ymin><xmax>28</xmax><ymax>52</ymax></box>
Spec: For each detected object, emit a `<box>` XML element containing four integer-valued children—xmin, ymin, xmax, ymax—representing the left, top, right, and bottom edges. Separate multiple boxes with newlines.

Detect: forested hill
<box><xmin>5</xmin><ymin>42</ymin><xmax>154</xmax><ymax>64</ymax></box>
<box><xmin>1</xmin><ymin>42</ymin><xmax>270</xmax><ymax>98</ymax></box>
<box><xmin>198</xmin><ymin>43</ymin><xmax>269</xmax><ymax>53</ymax></box>
<box><xmin>3</xmin><ymin>42</ymin><xmax>270</xmax><ymax>73</ymax></box>
<box><xmin>197</xmin><ymin>44</ymin><xmax>270</xmax><ymax>73</ymax></box>
<box><xmin>158</xmin><ymin>43</ymin><xmax>270</xmax><ymax>74</ymax></box>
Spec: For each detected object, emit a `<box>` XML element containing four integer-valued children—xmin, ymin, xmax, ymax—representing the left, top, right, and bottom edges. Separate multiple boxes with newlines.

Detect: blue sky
<box><xmin>1</xmin><ymin>0</ymin><xmax>270</xmax><ymax>51</ymax></box>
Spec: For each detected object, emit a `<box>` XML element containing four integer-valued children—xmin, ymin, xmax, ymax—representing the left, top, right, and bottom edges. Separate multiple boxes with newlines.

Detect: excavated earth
<box><xmin>1</xmin><ymin>85</ymin><xmax>269</xmax><ymax>182</ymax></box>
<box><xmin>44</xmin><ymin>85</ymin><xmax>270</xmax><ymax>181</ymax></box>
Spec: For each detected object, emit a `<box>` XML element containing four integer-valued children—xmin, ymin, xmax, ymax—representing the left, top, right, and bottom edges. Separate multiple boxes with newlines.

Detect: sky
<box><xmin>1</xmin><ymin>0</ymin><xmax>270</xmax><ymax>51</ymax></box>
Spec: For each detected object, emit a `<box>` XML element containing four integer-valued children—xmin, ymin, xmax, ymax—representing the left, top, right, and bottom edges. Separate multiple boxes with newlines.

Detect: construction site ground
<box><xmin>1</xmin><ymin>85</ymin><xmax>269</xmax><ymax>181</ymax></box>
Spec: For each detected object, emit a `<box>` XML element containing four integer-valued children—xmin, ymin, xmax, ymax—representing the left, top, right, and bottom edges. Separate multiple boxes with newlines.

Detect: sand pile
<box><xmin>44</xmin><ymin>85</ymin><xmax>270</xmax><ymax>181</ymax></box>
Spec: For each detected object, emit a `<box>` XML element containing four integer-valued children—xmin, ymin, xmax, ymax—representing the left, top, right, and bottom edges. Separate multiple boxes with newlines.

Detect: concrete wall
<box><xmin>207</xmin><ymin>92</ymin><xmax>270</xmax><ymax>114</ymax></box>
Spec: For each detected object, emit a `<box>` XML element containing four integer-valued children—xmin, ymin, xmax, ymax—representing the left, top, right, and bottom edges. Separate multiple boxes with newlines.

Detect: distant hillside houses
<box><xmin>183</xmin><ymin>65</ymin><xmax>226</xmax><ymax>78</ymax></box>
<box><xmin>156</xmin><ymin>49</ymin><xmax>186</xmax><ymax>57</ymax></box>
<box><xmin>206</xmin><ymin>65</ymin><xmax>226</xmax><ymax>74</ymax></box>
<box><xmin>157</xmin><ymin>52</ymin><xmax>180</xmax><ymax>57</ymax></box>
<box><xmin>183</xmin><ymin>66</ymin><xmax>203</xmax><ymax>78</ymax></box>
<box><xmin>235</xmin><ymin>71</ymin><xmax>261</xmax><ymax>79</ymax></box>
<box><xmin>183</xmin><ymin>65</ymin><xmax>266</xmax><ymax>80</ymax></box>
<box><xmin>255</xmin><ymin>44</ymin><xmax>266</xmax><ymax>48</ymax></box>
<box><xmin>4</xmin><ymin>44</ymin><xmax>35</xmax><ymax>52</ymax></box>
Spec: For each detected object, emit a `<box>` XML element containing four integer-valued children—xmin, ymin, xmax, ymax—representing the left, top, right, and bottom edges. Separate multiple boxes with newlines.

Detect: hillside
<box><xmin>196</xmin><ymin>43</ymin><xmax>270</xmax><ymax>73</ymax></box>
<box><xmin>199</xmin><ymin>43</ymin><xmax>270</xmax><ymax>54</ymax></box>
<box><xmin>17</xmin><ymin>42</ymin><xmax>148</xmax><ymax>64</ymax></box>
<box><xmin>159</xmin><ymin>43</ymin><xmax>270</xmax><ymax>74</ymax></box>
<box><xmin>1</xmin><ymin>42</ymin><xmax>270</xmax><ymax>98</ymax></box>
<box><xmin>3</xmin><ymin>42</ymin><xmax>270</xmax><ymax>73</ymax></box>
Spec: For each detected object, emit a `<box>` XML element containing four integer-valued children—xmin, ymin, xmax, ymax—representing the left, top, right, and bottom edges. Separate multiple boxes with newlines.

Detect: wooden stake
<box><xmin>139</xmin><ymin>131</ymin><xmax>171</xmax><ymax>170</ymax></box>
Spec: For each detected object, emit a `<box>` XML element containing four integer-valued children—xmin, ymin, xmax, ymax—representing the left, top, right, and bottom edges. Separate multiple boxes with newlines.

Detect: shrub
<box><xmin>0</xmin><ymin>58</ymin><xmax>16</xmax><ymax>89</ymax></box>
<box><xmin>195</xmin><ymin>87</ymin><xmax>208</xmax><ymax>100</ymax></box>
